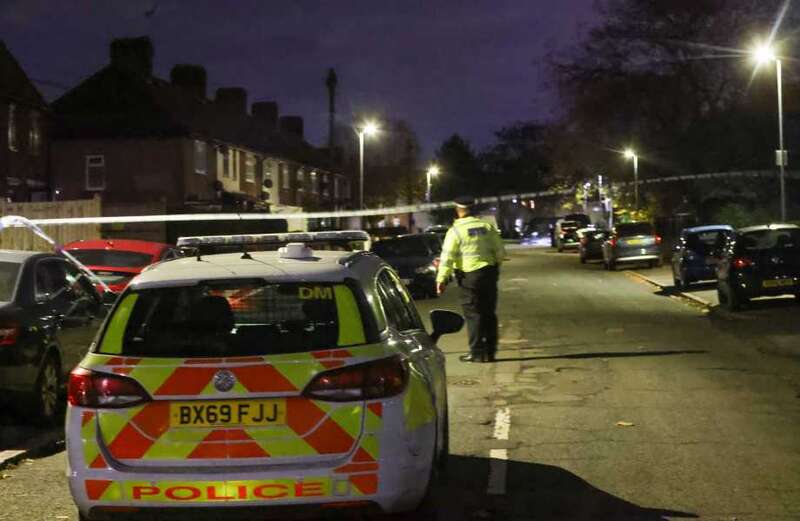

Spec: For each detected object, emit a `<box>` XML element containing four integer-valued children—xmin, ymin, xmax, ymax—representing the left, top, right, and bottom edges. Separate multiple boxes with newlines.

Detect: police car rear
<box><xmin>66</xmin><ymin>238</ymin><xmax>461</xmax><ymax>520</ymax></box>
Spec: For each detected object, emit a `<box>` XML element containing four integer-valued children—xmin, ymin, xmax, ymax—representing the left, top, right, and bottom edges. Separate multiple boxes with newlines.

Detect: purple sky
<box><xmin>0</xmin><ymin>0</ymin><xmax>597</xmax><ymax>156</ymax></box>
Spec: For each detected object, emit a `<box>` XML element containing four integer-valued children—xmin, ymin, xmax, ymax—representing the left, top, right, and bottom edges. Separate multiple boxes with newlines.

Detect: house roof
<box><xmin>0</xmin><ymin>41</ymin><xmax>46</xmax><ymax>109</ymax></box>
<box><xmin>52</xmin><ymin>64</ymin><xmax>334</xmax><ymax>170</ymax></box>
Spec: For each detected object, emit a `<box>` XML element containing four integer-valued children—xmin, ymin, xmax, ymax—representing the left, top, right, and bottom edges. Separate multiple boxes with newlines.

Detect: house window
<box><xmin>221</xmin><ymin>148</ymin><xmax>230</xmax><ymax>178</ymax></box>
<box><xmin>263</xmin><ymin>160</ymin><xmax>273</xmax><ymax>186</ymax></box>
<box><xmin>245</xmin><ymin>153</ymin><xmax>256</xmax><ymax>183</ymax></box>
<box><xmin>28</xmin><ymin>111</ymin><xmax>41</xmax><ymax>156</ymax></box>
<box><xmin>322</xmin><ymin>174</ymin><xmax>329</xmax><ymax>196</ymax></box>
<box><xmin>310</xmin><ymin>171</ymin><xmax>318</xmax><ymax>194</ymax></box>
<box><xmin>194</xmin><ymin>140</ymin><xmax>207</xmax><ymax>175</ymax></box>
<box><xmin>8</xmin><ymin>104</ymin><xmax>17</xmax><ymax>152</ymax></box>
<box><xmin>85</xmin><ymin>155</ymin><xmax>106</xmax><ymax>191</ymax></box>
<box><xmin>280</xmin><ymin>163</ymin><xmax>289</xmax><ymax>189</ymax></box>
<box><xmin>297</xmin><ymin>168</ymin><xmax>305</xmax><ymax>191</ymax></box>
<box><xmin>334</xmin><ymin>176</ymin><xmax>340</xmax><ymax>199</ymax></box>
<box><xmin>232</xmin><ymin>150</ymin><xmax>239</xmax><ymax>181</ymax></box>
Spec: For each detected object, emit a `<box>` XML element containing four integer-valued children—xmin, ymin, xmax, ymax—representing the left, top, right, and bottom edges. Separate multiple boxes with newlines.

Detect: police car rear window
<box><xmin>97</xmin><ymin>280</ymin><xmax>377</xmax><ymax>357</ymax></box>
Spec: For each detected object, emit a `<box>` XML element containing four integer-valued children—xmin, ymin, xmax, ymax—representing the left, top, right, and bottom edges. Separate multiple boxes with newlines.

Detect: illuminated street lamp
<box><xmin>623</xmin><ymin>148</ymin><xmax>639</xmax><ymax>210</ymax></box>
<box><xmin>356</xmin><ymin>121</ymin><xmax>379</xmax><ymax>210</ymax></box>
<box><xmin>426</xmin><ymin>164</ymin><xmax>440</xmax><ymax>203</ymax></box>
<box><xmin>751</xmin><ymin>42</ymin><xmax>787</xmax><ymax>221</ymax></box>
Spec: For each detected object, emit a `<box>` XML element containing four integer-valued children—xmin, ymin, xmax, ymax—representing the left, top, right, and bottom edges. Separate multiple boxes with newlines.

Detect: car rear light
<box><xmin>732</xmin><ymin>257</ymin><xmax>753</xmax><ymax>270</ymax></box>
<box><xmin>0</xmin><ymin>322</ymin><xmax>20</xmax><ymax>346</ymax></box>
<box><xmin>655</xmin><ymin>235</ymin><xmax>662</xmax><ymax>245</ymax></box>
<box><xmin>609</xmin><ymin>238</ymin><xmax>617</xmax><ymax>248</ymax></box>
<box><xmin>68</xmin><ymin>367</ymin><xmax>151</xmax><ymax>408</ymax></box>
<box><xmin>303</xmin><ymin>356</ymin><xmax>408</xmax><ymax>402</ymax></box>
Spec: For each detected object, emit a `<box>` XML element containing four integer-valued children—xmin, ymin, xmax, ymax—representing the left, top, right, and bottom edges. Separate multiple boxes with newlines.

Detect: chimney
<box><xmin>215</xmin><ymin>87</ymin><xmax>247</xmax><ymax>116</ymax></box>
<box><xmin>279</xmin><ymin>116</ymin><xmax>304</xmax><ymax>139</ymax></box>
<box><xmin>170</xmin><ymin>64</ymin><xmax>207</xmax><ymax>99</ymax></box>
<box><xmin>110</xmin><ymin>37</ymin><xmax>154</xmax><ymax>77</ymax></box>
<box><xmin>252</xmin><ymin>101</ymin><xmax>278</xmax><ymax>130</ymax></box>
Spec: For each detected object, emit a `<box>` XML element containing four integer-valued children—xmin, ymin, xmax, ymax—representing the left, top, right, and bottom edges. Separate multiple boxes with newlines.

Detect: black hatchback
<box><xmin>0</xmin><ymin>251</ymin><xmax>105</xmax><ymax>422</ymax></box>
<box><xmin>717</xmin><ymin>224</ymin><xmax>800</xmax><ymax>311</ymax></box>
<box><xmin>371</xmin><ymin>233</ymin><xmax>442</xmax><ymax>298</ymax></box>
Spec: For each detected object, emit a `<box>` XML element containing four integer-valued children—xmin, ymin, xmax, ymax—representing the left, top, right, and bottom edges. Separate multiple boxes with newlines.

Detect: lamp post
<box><xmin>624</xmin><ymin>148</ymin><xmax>639</xmax><ymax>210</ymax></box>
<box><xmin>356</xmin><ymin>121</ymin><xmax>379</xmax><ymax>210</ymax></box>
<box><xmin>426</xmin><ymin>165</ymin><xmax>440</xmax><ymax>203</ymax></box>
<box><xmin>753</xmin><ymin>43</ymin><xmax>787</xmax><ymax>221</ymax></box>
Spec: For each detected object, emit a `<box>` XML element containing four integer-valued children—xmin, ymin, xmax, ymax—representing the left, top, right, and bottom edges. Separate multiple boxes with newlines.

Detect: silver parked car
<box><xmin>603</xmin><ymin>222</ymin><xmax>662</xmax><ymax>270</ymax></box>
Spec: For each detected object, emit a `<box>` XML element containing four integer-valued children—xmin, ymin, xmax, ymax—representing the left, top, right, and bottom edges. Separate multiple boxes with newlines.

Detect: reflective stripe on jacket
<box><xmin>436</xmin><ymin>216</ymin><xmax>505</xmax><ymax>283</ymax></box>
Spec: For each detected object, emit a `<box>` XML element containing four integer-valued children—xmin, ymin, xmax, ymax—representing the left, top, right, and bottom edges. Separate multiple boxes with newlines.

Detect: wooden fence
<box><xmin>0</xmin><ymin>197</ymin><xmax>101</xmax><ymax>251</ymax></box>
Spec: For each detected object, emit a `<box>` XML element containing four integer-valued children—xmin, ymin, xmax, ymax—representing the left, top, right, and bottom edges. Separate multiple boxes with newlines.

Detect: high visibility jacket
<box><xmin>436</xmin><ymin>216</ymin><xmax>505</xmax><ymax>283</ymax></box>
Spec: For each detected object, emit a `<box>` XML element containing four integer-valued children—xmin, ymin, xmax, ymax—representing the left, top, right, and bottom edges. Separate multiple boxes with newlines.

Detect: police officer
<box><xmin>436</xmin><ymin>196</ymin><xmax>505</xmax><ymax>363</ymax></box>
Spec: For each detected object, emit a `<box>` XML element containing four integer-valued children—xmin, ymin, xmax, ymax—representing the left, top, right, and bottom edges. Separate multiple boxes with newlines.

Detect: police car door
<box><xmin>375</xmin><ymin>270</ymin><xmax>446</xmax><ymax>428</ymax></box>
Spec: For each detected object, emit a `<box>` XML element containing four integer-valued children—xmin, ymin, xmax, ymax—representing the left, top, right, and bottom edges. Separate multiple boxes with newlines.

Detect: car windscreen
<box><xmin>96</xmin><ymin>280</ymin><xmax>376</xmax><ymax>357</ymax></box>
<box><xmin>372</xmin><ymin>237</ymin><xmax>430</xmax><ymax>258</ymax></box>
<box><xmin>616</xmin><ymin>223</ymin><xmax>654</xmax><ymax>237</ymax></box>
<box><xmin>0</xmin><ymin>262</ymin><xmax>21</xmax><ymax>302</ymax></box>
<box><xmin>686</xmin><ymin>231</ymin><xmax>727</xmax><ymax>255</ymax></box>
<box><xmin>68</xmin><ymin>249</ymin><xmax>153</xmax><ymax>268</ymax></box>
<box><xmin>736</xmin><ymin>229</ymin><xmax>800</xmax><ymax>253</ymax></box>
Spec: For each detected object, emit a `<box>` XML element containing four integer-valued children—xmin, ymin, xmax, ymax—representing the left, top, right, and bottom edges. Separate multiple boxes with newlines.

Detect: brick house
<box><xmin>0</xmin><ymin>41</ymin><xmax>50</xmax><ymax>202</ymax></box>
<box><xmin>50</xmin><ymin>37</ymin><xmax>351</xmax><ymax>239</ymax></box>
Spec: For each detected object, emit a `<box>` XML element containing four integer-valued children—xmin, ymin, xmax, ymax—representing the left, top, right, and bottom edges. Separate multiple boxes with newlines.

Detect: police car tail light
<box><xmin>733</xmin><ymin>257</ymin><xmax>753</xmax><ymax>270</ymax></box>
<box><xmin>609</xmin><ymin>237</ymin><xmax>617</xmax><ymax>248</ymax></box>
<box><xmin>655</xmin><ymin>235</ymin><xmax>663</xmax><ymax>245</ymax></box>
<box><xmin>303</xmin><ymin>356</ymin><xmax>409</xmax><ymax>402</ymax></box>
<box><xmin>68</xmin><ymin>368</ymin><xmax>151</xmax><ymax>408</ymax></box>
<box><xmin>0</xmin><ymin>322</ymin><xmax>20</xmax><ymax>346</ymax></box>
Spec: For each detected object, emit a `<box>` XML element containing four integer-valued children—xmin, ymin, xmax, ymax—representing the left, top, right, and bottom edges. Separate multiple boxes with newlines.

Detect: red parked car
<box><xmin>63</xmin><ymin>239</ymin><xmax>180</xmax><ymax>293</ymax></box>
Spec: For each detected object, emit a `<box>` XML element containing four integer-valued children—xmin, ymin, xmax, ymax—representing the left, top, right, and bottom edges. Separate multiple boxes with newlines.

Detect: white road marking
<box><xmin>487</xmin><ymin>407</ymin><xmax>511</xmax><ymax>495</ymax></box>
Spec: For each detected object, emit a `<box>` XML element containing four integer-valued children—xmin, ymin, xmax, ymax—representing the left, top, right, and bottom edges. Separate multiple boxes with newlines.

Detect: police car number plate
<box><xmin>169</xmin><ymin>399</ymin><xmax>287</xmax><ymax>428</ymax></box>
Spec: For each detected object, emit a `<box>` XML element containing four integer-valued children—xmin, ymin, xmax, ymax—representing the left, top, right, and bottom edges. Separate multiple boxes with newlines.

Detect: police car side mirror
<box><xmin>430</xmin><ymin>309</ymin><xmax>464</xmax><ymax>343</ymax></box>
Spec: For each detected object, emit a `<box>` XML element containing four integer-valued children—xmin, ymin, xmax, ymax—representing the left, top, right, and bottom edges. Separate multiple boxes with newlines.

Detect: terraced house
<box><xmin>50</xmin><ymin>37</ymin><xmax>352</xmax><ymax>240</ymax></box>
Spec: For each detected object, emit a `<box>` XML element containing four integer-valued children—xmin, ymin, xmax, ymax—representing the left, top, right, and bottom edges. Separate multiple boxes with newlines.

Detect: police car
<box><xmin>66</xmin><ymin>232</ymin><xmax>463</xmax><ymax>520</ymax></box>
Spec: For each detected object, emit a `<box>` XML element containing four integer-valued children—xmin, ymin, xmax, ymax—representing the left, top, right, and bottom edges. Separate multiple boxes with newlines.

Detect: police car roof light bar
<box><xmin>177</xmin><ymin>230</ymin><xmax>370</xmax><ymax>248</ymax></box>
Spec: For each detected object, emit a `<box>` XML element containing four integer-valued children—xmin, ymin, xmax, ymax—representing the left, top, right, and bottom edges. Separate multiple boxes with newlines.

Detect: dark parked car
<box><xmin>550</xmin><ymin>214</ymin><xmax>590</xmax><ymax>247</ymax></box>
<box><xmin>371</xmin><ymin>233</ymin><xmax>442</xmax><ymax>298</ymax></box>
<box><xmin>671</xmin><ymin>225</ymin><xmax>733</xmax><ymax>289</ymax></box>
<box><xmin>603</xmin><ymin>222</ymin><xmax>662</xmax><ymax>270</ymax></box>
<box><xmin>578</xmin><ymin>227</ymin><xmax>610</xmax><ymax>263</ymax></box>
<box><xmin>717</xmin><ymin>224</ymin><xmax>800</xmax><ymax>311</ymax></box>
<box><xmin>554</xmin><ymin>220</ymin><xmax>581</xmax><ymax>252</ymax></box>
<box><xmin>0</xmin><ymin>251</ymin><xmax>105</xmax><ymax>422</ymax></box>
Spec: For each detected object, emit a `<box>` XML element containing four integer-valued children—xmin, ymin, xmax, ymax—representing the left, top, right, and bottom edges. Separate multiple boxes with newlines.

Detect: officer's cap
<box><xmin>454</xmin><ymin>196</ymin><xmax>475</xmax><ymax>209</ymax></box>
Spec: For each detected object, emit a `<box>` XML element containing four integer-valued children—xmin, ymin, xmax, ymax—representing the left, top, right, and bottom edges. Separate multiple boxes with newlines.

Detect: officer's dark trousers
<box><xmin>456</xmin><ymin>265</ymin><xmax>499</xmax><ymax>357</ymax></box>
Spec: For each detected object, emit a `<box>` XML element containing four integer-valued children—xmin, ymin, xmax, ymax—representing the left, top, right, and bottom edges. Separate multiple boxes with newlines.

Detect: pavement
<box><xmin>2</xmin><ymin>246</ymin><xmax>800</xmax><ymax>520</ymax></box>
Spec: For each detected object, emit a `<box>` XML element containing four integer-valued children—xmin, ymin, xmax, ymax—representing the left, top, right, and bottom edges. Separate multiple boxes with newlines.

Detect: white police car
<box><xmin>66</xmin><ymin>233</ymin><xmax>463</xmax><ymax>520</ymax></box>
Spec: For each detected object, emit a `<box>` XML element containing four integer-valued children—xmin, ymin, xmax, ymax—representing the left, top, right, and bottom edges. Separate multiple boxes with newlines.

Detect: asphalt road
<box><xmin>1</xmin><ymin>246</ymin><xmax>799</xmax><ymax>521</ymax></box>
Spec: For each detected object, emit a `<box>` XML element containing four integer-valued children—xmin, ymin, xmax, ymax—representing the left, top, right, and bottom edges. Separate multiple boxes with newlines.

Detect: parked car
<box><xmin>717</xmin><ymin>224</ymin><xmax>800</xmax><ymax>311</ymax></box>
<box><xmin>0</xmin><ymin>250</ymin><xmax>105</xmax><ymax>423</ymax></box>
<box><xmin>66</xmin><ymin>233</ymin><xmax>463</xmax><ymax>519</ymax></box>
<box><xmin>671</xmin><ymin>225</ymin><xmax>734</xmax><ymax>289</ymax></box>
<box><xmin>554</xmin><ymin>220</ymin><xmax>581</xmax><ymax>252</ymax></box>
<box><xmin>603</xmin><ymin>222</ymin><xmax>662</xmax><ymax>270</ymax></box>
<box><xmin>551</xmin><ymin>214</ymin><xmax>590</xmax><ymax>249</ymax></box>
<box><xmin>371</xmin><ymin>233</ymin><xmax>442</xmax><ymax>298</ymax></box>
<box><xmin>424</xmin><ymin>224</ymin><xmax>449</xmax><ymax>240</ymax></box>
<box><xmin>64</xmin><ymin>239</ymin><xmax>180</xmax><ymax>293</ymax></box>
<box><xmin>578</xmin><ymin>227</ymin><xmax>609</xmax><ymax>263</ymax></box>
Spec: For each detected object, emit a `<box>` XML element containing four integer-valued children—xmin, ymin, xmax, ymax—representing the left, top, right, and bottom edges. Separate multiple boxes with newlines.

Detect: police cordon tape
<box><xmin>4</xmin><ymin>189</ymin><xmax>574</xmax><ymax>226</ymax></box>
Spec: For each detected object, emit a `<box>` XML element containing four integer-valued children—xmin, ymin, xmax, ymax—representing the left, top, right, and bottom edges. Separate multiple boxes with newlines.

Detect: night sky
<box><xmin>0</xmin><ymin>0</ymin><xmax>597</xmax><ymax>156</ymax></box>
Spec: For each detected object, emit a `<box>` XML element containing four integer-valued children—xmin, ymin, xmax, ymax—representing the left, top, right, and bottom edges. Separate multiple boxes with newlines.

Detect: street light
<box><xmin>356</xmin><ymin>121</ymin><xmax>379</xmax><ymax>210</ymax></box>
<box><xmin>426</xmin><ymin>165</ymin><xmax>440</xmax><ymax>203</ymax></box>
<box><xmin>751</xmin><ymin>42</ymin><xmax>787</xmax><ymax>221</ymax></box>
<box><xmin>623</xmin><ymin>148</ymin><xmax>639</xmax><ymax>210</ymax></box>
